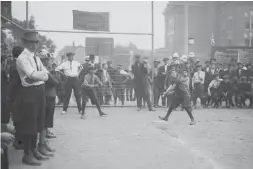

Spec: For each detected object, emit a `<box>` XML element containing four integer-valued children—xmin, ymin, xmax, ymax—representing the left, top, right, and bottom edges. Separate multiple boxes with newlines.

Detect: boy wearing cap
<box><xmin>192</xmin><ymin>65</ymin><xmax>205</xmax><ymax>109</ymax></box>
<box><xmin>113</xmin><ymin>64</ymin><xmax>129</xmax><ymax>106</ymax></box>
<box><xmin>219</xmin><ymin>75</ymin><xmax>234</xmax><ymax>108</ymax></box>
<box><xmin>38</xmin><ymin>51</ymin><xmax>59</xmax><ymax>154</ymax></box>
<box><xmin>236</xmin><ymin>62</ymin><xmax>246</xmax><ymax>78</ymax></box>
<box><xmin>207</xmin><ymin>74</ymin><xmax>221</xmax><ymax>108</ymax></box>
<box><xmin>81</xmin><ymin>66</ymin><xmax>107</xmax><ymax>119</ymax></box>
<box><xmin>159</xmin><ymin>70</ymin><xmax>196</xmax><ymax>125</ymax></box>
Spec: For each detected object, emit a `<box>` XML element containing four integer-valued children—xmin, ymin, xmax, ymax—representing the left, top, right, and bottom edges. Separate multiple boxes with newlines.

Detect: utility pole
<box><xmin>184</xmin><ymin>4</ymin><xmax>189</xmax><ymax>55</ymax></box>
<box><xmin>26</xmin><ymin>1</ymin><xmax>29</xmax><ymax>29</ymax></box>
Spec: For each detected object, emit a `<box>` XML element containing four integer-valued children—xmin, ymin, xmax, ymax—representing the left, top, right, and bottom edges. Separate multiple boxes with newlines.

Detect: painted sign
<box><xmin>73</xmin><ymin>10</ymin><xmax>109</xmax><ymax>31</ymax></box>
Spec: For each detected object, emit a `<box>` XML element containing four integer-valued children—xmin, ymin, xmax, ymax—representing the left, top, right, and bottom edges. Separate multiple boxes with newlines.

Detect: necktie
<box><xmin>70</xmin><ymin>61</ymin><xmax>72</xmax><ymax>71</ymax></box>
<box><xmin>34</xmin><ymin>56</ymin><xmax>39</xmax><ymax>71</ymax></box>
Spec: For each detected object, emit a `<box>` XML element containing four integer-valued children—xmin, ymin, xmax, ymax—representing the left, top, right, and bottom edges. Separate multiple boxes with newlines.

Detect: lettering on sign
<box><xmin>73</xmin><ymin>10</ymin><xmax>110</xmax><ymax>31</ymax></box>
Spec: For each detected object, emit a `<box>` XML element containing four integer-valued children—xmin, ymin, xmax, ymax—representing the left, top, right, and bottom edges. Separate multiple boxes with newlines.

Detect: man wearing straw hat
<box><xmin>16</xmin><ymin>31</ymin><xmax>49</xmax><ymax>165</ymax></box>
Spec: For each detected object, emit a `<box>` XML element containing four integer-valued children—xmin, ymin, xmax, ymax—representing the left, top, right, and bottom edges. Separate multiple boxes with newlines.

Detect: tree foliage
<box><xmin>4</xmin><ymin>16</ymin><xmax>56</xmax><ymax>54</ymax></box>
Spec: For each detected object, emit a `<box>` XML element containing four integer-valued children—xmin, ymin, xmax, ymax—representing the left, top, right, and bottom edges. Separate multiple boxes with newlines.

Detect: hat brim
<box><xmin>67</xmin><ymin>53</ymin><xmax>75</xmax><ymax>57</ymax></box>
<box><xmin>21</xmin><ymin>38</ymin><xmax>39</xmax><ymax>43</ymax></box>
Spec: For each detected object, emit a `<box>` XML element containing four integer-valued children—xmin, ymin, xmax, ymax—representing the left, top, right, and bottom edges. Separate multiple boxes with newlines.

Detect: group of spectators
<box><xmin>55</xmin><ymin>55</ymin><xmax>137</xmax><ymax>109</ymax></box>
<box><xmin>152</xmin><ymin>53</ymin><xmax>253</xmax><ymax>109</ymax></box>
<box><xmin>1</xmin><ymin>30</ymin><xmax>253</xmax><ymax>168</ymax></box>
<box><xmin>1</xmin><ymin>31</ymin><xmax>58</xmax><ymax>168</ymax></box>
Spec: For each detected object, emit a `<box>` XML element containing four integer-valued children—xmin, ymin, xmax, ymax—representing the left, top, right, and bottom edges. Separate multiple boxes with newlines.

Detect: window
<box><xmin>245</xmin><ymin>38</ymin><xmax>253</xmax><ymax>47</ymax></box>
<box><xmin>245</xmin><ymin>21</ymin><xmax>250</xmax><ymax>30</ymax></box>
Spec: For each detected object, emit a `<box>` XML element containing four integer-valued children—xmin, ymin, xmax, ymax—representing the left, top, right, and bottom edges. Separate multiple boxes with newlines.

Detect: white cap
<box><xmin>188</xmin><ymin>52</ymin><xmax>195</xmax><ymax>58</ymax></box>
<box><xmin>180</xmin><ymin>55</ymin><xmax>188</xmax><ymax>62</ymax></box>
<box><xmin>172</xmin><ymin>52</ymin><xmax>180</xmax><ymax>58</ymax></box>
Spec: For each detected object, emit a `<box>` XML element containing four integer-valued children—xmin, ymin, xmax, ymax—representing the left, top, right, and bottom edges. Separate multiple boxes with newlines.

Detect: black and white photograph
<box><xmin>1</xmin><ymin>0</ymin><xmax>253</xmax><ymax>169</ymax></box>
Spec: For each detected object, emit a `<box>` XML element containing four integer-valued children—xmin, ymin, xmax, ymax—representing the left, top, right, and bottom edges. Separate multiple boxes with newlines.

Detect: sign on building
<box><xmin>85</xmin><ymin>37</ymin><xmax>114</xmax><ymax>56</ymax></box>
<box><xmin>73</xmin><ymin>10</ymin><xmax>110</xmax><ymax>31</ymax></box>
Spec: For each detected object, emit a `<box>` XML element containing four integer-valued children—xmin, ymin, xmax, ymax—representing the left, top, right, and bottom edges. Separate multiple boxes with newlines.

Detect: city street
<box><xmin>9</xmin><ymin>107</ymin><xmax>253</xmax><ymax>169</ymax></box>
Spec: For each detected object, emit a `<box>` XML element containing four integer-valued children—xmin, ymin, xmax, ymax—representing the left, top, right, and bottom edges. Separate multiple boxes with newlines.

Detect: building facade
<box><xmin>164</xmin><ymin>1</ymin><xmax>253</xmax><ymax>60</ymax></box>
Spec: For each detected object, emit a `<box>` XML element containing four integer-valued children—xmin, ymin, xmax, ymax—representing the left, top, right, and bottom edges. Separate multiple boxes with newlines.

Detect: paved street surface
<box><xmin>9</xmin><ymin>107</ymin><xmax>253</xmax><ymax>169</ymax></box>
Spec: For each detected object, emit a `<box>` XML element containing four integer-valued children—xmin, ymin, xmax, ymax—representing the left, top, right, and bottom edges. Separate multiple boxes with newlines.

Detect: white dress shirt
<box><xmin>164</xmin><ymin>64</ymin><xmax>168</xmax><ymax>72</ymax></box>
<box><xmin>192</xmin><ymin>71</ymin><xmax>205</xmax><ymax>85</ymax></box>
<box><xmin>102</xmin><ymin>69</ymin><xmax>110</xmax><ymax>82</ymax></box>
<box><xmin>16</xmin><ymin>48</ymin><xmax>47</xmax><ymax>87</ymax></box>
<box><xmin>56</xmin><ymin>60</ymin><xmax>82</xmax><ymax>77</ymax></box>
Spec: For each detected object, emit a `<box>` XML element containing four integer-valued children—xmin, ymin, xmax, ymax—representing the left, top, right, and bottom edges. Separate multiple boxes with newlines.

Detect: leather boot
<box><xmin>99</xmin><ymin>111</ymin><xmax>107</xmax><ymax>116</ymax></box>
<box><xmin>32</xmin><ymin>149</ymin><xmax>49</xmax><ymax>161</ymax></box>
<box><xmin>22</xmin><ymin>152</ymin><xmax>41</xmax><ymax>166</ymax></box>
<box><xmin>38</xmin><ymin>144</ymin><xmax>54</xmax><ymax>157</ymax></box>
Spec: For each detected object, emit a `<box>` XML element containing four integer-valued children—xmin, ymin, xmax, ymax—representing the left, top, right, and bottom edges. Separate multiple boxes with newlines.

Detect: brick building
<box><xmin>164</xmin><ymin>1</ymin><xmax>253</xmax><ymax>60</ymax></box>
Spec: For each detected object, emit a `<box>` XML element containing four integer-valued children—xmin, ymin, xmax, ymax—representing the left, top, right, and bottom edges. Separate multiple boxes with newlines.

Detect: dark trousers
<box><xmin>153</xmin><ymin>86</ymin><xmax>163</xmax><ymax>106</ymax></box>
<box><xmin>1</xmin><ymin>143</ymin><xmax>9</xmax><ymax>169</ymax></box>
<box><xmin>23</xmin><ymin>134</ymin><xmax>37</xmax><ymax>155</ymax></box>
<box><xmin>63</xmin><ymin>77</ymin><xmax>81</xmax><ymax>112</ymax></box>
<box><xmin>126</xmin><ymin>87</ymin><xmax>134</xmax><ymax>101</ymax></box>
<box><xmin>96</xmin><ymin>87</ymin><xmax>104</xmax><ymax>105</ymax></box>
<box><xmin>81</xmin><ymin>88</ymin><xmax>101</xmax><ymax>114</ymax></box>
<box><xmin>1</xmin><ymin>98</ymin><xmax>10</xmax><ymax>124</ymax></box>
<box><xmin>220</xmin><ymin>92</ymin><xmax>234</xmax><ymax>107</ymax></box>
<box><xmin>192</xmin><ymin>83</ymin><xmax>205</xmax><ymax>106</ymax></box>
<box><xmin>114</xmin><ymin>87</ymin><xmax>125</xmax><ymax>105</ymax></box>
<box><xmin>45</xmin><ymin>97</ymin><xmax>56</xmax><ymax>128</ymax></box>
<box><xmin>135</xmin><ymin>86</ymin><xmax>152</xmax><ymax>109</ymax></box>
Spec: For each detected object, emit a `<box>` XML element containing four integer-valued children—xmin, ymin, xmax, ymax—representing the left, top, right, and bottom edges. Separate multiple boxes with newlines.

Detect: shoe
<box><xmin>149</xmin><ymin>108</ymin><xmax>156</xmax><ymax>111</ymax></box>
<box><xmin>38</xmin><ymin>144</ymin><xmax>54</xmax><ymax>157</ymax></box>
<box><xmin>61</xmin><ymin>111</ymin><xmax>67</xmax><ymax>114</ymax></box>
<box><xmin>22</xmin><ymin>154</ymin><xmax>42</xmax><ymax>166</ymax></box>
<box><xmin>99</xmin><ymin>111</ymin><xmax>107</xmax><ymax>116</ymax></box>
<box><xmin>32</xmin><ymin>149</ymin><xmax>50</xmax><ymax>161</ymax></box>
<box><xmin>158</xmin><ymin>116</ymin><xmax>168</xmax><ymax>121</ymax></box>
<box><xmin>137</xmin><ymin>108</ymin><xmax>141</xmax><ymax>111</ymax></box>
<box><xmin>190</xmin><ymin>121</ymin><xmax>197</xmax><ymax>125</ymax></box>
<box><xmin>46</xmin><ymin>131</ymin><xmax>56</xmax><ymax>139</ymax></box>
<box><xmin>56</xmin><ymin>101</ymin><xmax>62</xmax><ymax>105</ymax></box>
<box><xmin>44</xmin><ymin>141</ymin><xmax>56</xmax><ymax>153</ymax></box>
<box><xmin>81</xmin><ymin>114</ymin><xmax>86</xmax><ymax>119</ymax></box>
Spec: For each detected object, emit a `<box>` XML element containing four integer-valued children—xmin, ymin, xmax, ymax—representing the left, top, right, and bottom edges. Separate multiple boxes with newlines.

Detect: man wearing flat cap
<box><xmin>131</xmin><ymin>54</ymin><xmax>155</xmax><ymax>111</ymax></box>
<box><xmin>236</xmin><ymin>62</ymin><xmax>246</xmax><ymax>78</ymax></box>
<box><xmin>16</xmin><ymin>31</ymin><xmax>49</xmax><ymax>165</ymax></box>
<box><xmin>55</xmin><ymin>52</ymin><xmax>83</xmax><ymax>115</ymax></box>
<box><xmin>152</xmin><ymin>59</ymin><xmax>162</xmax><ymax>107</ymax></box>
<box><xmin>158</xmin><ymin>58</ymin><xmax>170</xmax><ymax>107</ymax></box>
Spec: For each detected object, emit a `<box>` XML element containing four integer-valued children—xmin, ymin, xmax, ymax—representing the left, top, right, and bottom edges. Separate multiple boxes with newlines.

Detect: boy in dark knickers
<box><xmin>159</xmin><ymin>70</ymin><xmax>196</xmax><ymax>125</ymax></box>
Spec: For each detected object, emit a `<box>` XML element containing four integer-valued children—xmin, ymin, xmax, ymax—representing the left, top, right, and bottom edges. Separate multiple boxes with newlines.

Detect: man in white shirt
<box><xmin>192</xmin><ymin>64</ymin><xmax>205</xmax><ymax>109</ymax></box>
<box><xmin>56</xmin><ymin>52</ymin><xmax>83</xmax><ymax>114</ymax></box>
<box><xmin>16</xmin><ymin>31</ymin><xmax>49</xmax><ymax>166</ymax></box>
<box><xmin>101</xmin><ymin>63</ymin><xmax>112</xmax><ymax>105</ymax></box>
